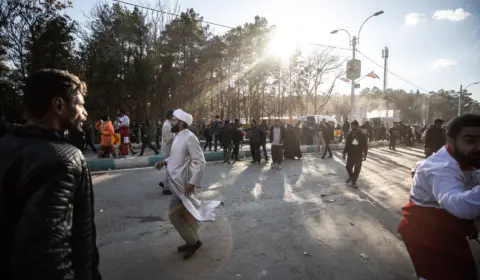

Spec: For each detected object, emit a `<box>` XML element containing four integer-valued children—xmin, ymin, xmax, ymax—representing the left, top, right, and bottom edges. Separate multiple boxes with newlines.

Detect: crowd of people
<box><xmin>0</xmin><ymin>69</ymin><xmax>479</xmax><ymax>280</ymax></box>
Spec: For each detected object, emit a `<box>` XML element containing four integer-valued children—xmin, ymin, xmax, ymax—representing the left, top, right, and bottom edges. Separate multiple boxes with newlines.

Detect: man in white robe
<box><xmin>156</xmin><ymin>109</ymin><xmax>222</xmax><ymax>259</ymax></box>
<box><xmin>159</xmin><ymin>110</ymin><xmax>174</xmax><ymax>195</ymax></box>
<box><xmin>398</xmin><ymin>114</ymin><xmax>480</xmax><ymax>280</ymax></box>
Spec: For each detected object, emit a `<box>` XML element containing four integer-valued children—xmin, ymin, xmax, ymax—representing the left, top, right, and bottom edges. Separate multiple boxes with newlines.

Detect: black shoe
<box><xmin>177</xmin><ymin>244</ymin><xmax>192</xmax><ymax>253</ymax></box>
<box><xmin>155</xmin><ymin>151</ymin><xmax>159</xmax><ymax>155</ymax></box>
<box><xmin>163</xmin><ymin>189</ymin><xmax>172</xmax><ymax>195</ymax></box>
<box><xmin>235</xmin><ymin>158</ymin><xmax>242</xmax><ymax>161</ymax></box>
<box><xmin>328</xmin><ymin>155</ymin><xmax>333</xmax><ymax>158</ymax></box>
<box><xmin>321</xmin><ymin>156</ymin><xmax>326</xmax><ymax>159</ymax></box>
<box><xmin>159</xmin><ymin>182</ymin><xmax>164</xmax><ymax>188</ymax></box>
<box><xmin>183</xmin><ymin>241</ymin><xmax>202</xmax><ymax>260</ymax></box>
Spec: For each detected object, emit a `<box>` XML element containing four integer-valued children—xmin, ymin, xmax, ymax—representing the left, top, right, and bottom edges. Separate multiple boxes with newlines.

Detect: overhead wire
<box><xmin>113</xmin><ymin>0</ymin><xmax>352</xmax><ymax>51</ymax></box>
<box><xmin>356</xmin><ymin>49</ymin><xmax>432</xmax><ymax>93</ymax></box>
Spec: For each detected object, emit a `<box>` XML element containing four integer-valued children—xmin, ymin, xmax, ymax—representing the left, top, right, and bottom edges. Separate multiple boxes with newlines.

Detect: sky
<box><xmin>68</xmin><ymin>0</ymin><xmax>480</xmax><ymax>101</ymax></box>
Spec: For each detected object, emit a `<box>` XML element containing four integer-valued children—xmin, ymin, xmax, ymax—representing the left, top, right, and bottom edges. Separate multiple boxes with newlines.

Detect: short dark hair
<box><xmin>234</xmin><ymin>119</ymin><xmax>240</xmax><ymax>123</ymax></box>
<box><xmin>434</xmin><ymin>119</ymin><xmax>444</xmax><ymax>124</ymax></box>
<box><xmin>446</xmin><ymin>114</ymin><xmax>480</xmax><ymax>138</ymax></box>
<box><xmin>215</xmin><ymin>115</ymin><xmax>220</xmax><ymax>119</ymax></box>
<box><xmin>351</xmin><ymin>120</ymin><xmax>359</xmax><ymax>126</ymax></box>
<box><xmin>24</xmin><ymin>69</ymin><xmax>86</xmax><ymax>118</ymax></box>
<box><xmin>166</xmin><ymin>110</ymin><xmax>174</xmax><ymax>118</ymax></box>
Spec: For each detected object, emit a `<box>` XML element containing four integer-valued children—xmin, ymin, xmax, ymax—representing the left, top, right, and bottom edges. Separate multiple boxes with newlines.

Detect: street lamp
<box><xmin>331</xmin><ymin>11</ymin><xmax>384</xmax><ymax>122</ymax></box>
<box><xmin>458</xmin><ymin>81</ymin><xmax>480</xmax><ymax>116</ymax></box>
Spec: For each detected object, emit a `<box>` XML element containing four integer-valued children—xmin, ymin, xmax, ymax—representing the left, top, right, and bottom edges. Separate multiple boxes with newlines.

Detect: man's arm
<box><xmin>429</xmin><ymin>167</ymin><xmax>480</xmax><ymax>219</ymax></box>
<box><xmin>10</xmin><ymin>166</ymin><xmax>76</xmax><ymax>279</ymax></box>
<box><xmin>187</xmin><ymin>135</ymin><xmax>206</xmax><ymax>186</ymax></box>
<box><xmin>162</xmin><ymin>124</ymin><xmax>174</xmax><ymax>145</ymax></box>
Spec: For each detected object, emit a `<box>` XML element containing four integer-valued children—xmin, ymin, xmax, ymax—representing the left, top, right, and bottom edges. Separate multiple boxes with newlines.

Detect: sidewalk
<box><xmin>87</xmin><ymin>141</ymin><xmax>389</xmax><ymax>171</ymax></box>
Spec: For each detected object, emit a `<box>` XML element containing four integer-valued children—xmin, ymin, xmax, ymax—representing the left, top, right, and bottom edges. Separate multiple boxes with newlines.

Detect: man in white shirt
<box><xmin>155</xmin><ymin>109</ymin><xmax>222</xmax><ymax>260</ymax></box>
<box><xmin>116</xmin><ymin>109</ymin><xmax>133</xmax><ymax>156</ymax></box>
<box><xmin>269</xmin><ymin>119</ymin><xmax>285</xmax><ymax>170</ymax></box>
<box><xmin>159</xmin><ymin>110</ymin><xmax>174</xmax><ymax>195</ymax></box>
<box><xmin>398</xmin><ymin>114</ymin><xmax>480</xmax><ymax>280</ymax></box>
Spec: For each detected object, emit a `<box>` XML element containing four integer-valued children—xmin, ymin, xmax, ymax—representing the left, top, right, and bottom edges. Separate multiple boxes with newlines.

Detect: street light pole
<box><xmin>458</xmin><ymin>84</ymin><xmax>462</xmax><ymax>116</ymax></box>
<box><xmin>332</xmin><ymin>11</ymin><xmax>384</xmax><ymax>122</ymax></box>
<box><xmin>459</xmin><ymin>82</ymin><xmax>480</xmax><ymax>116</ymax></box>
<box><xmin>350</xmin><ymin>36</ymin><xmax>357</xmax><ymax>122</ymax></box>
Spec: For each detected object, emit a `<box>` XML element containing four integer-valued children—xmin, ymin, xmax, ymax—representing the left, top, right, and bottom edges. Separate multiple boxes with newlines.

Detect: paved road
<box><xmin>92</xmin><ymin>144</ymin><xmax>480</xmax><ymax>280</ymax></box>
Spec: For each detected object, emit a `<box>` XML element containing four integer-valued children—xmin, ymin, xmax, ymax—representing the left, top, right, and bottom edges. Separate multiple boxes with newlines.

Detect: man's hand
<box><xmin>155</xmin><ymin>161</ymin><xmax>166</xmax><ymax>170</ymax></box>
<box><xmin>184</xmin><ymin>183</ymin><xmax>195</xmax><ymax>197</ymax></box>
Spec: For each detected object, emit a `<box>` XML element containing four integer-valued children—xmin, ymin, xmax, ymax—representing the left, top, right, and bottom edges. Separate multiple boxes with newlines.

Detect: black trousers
<box><xmin>389</xmin><ymin>137</ymin><xmax>397</xmax><ymax>150</ymax></box>
<box><xmin>271</xmin><ymin>145</ymin><xmax>283</xmax><ymax>164</ymax></box>
<box><xmin>346</xmin><ymin>161</ymin><xmax>362</xmax><ymax>182</ymax></box>
<box><xmin>261</xmin><ymin>143</ymin><xmax>268</xmax><ymax>161</ymax></box>
<box><xmin>140</xmin><ymin>139</ymin><xmax>158</xmax><ymax>155</ymax></box>
<box><xmin>84</xmin><ymin>139</ymin><xmax>97</xmax><ymax>153</ymax></box>
<box><xmin>204</xmin><ymin>138</ymin><xmax>212</xmax><ymax>151</ymax></box>
<box><xmin>232</xmin><ymin>141</ymin><xmax>241</xmax><ymax>159</ymax></box>
<box><xmin>223</xmin><ymin>144</ymin><xmax>233</xmax><ymax>162</ymax></box>
<box><xmin>322</xmin><ymin>139</ymin><xmax>332</xmax><ymax>157</ymax></box>
<box><xmin>250</xmin><ymin>143</ymin><xmax>261</xmax><ymax>162</ymax></box>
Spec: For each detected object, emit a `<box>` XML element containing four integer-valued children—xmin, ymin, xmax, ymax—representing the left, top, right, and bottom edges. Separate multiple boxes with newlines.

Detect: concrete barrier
<box><xmin>87</xmin><ymin>141</ymin><xmax>388</xmax><ymax>172</ymax></box>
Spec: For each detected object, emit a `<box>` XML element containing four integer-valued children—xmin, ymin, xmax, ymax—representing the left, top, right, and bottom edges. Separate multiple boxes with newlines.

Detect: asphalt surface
<box><xmin>92</xmin><ymin>144</ymin><xmax>480</xmax><ymax>280</ymax></box>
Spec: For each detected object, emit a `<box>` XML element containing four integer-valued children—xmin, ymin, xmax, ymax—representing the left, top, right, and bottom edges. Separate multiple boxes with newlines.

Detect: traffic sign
<box><xmin>346</xmin><ymin>59</ymin><xmax>361</xmax><ymax>80</ymax></box>
<box><xmin>111</xmin><ymin>133</ymin><xmax>120</xmax><ymax>145</ymax></box>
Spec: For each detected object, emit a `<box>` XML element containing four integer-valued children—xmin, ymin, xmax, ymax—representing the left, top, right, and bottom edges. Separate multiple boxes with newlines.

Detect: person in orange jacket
<box><xmin>96</xmin><ymin>116</ymin><xmax>116</xmax><ymax>158</ymax></box>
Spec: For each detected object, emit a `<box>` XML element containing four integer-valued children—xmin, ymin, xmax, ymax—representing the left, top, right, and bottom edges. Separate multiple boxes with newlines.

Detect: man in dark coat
<box><xmin>248</xmin><ymin>120</ymin><xmax>264</xmax><ymax>165</ymax></box>
<box><xmin>321</xmin><ymin>122</ymin><xmax>334</xmax><ymax>159</ymax></box>
<box><xmin>231</xmin><ymin>119</ymin><xmax>243</xmax><ymax>161</ymax></box>
<box><xmin>220</xmin><ymin>120</ymin><xmax>234</xmax><ymax>164</ymax></box>
<box><xmin>343</xmin><ymin>120</ymin><xmax>368</xmax><ymax>188</ymax></box>
<box><xmin>389</xmin><ymin>124</ymin><xmax>399</xmax><ymax>151</ymax></box>
<box><xmin>0</xmin><ymin>69</ymin><xmax>101</xmax><ymax>279</ymax></box>
<box><xmin>211</xmin><ymin>115</ymin><xmax>223</xmax><ymax>152</ymax></box>
<box><xmin>424</xmin><ymin>119</ymin><xmax>446</xmax><ymax>158</ymax></box>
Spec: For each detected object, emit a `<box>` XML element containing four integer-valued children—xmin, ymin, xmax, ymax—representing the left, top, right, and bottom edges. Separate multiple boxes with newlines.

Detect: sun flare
<box><xmin>266</xmin><ymin>29</ymin><xmax>299</xmax><ymax>61</ymax></box>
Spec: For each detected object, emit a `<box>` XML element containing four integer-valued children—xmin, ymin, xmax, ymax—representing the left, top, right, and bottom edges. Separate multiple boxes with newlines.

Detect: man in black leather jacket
<box><xmin>0</xmin><ymin>69</ymin><xmax>101</xmax><ymax>280</ymax></box>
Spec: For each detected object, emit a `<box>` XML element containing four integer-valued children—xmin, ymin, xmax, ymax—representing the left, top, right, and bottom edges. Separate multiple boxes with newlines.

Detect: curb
<box><xmin>87</xmin><ymin>141</ymin><xmax>388</xmax><ymax>171</ymax></box>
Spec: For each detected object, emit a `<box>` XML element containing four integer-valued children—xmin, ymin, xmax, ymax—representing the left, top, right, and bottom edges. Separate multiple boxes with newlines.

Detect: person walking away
<box><xmin>248</xmin><ymin>120</ymin><xmax>263</xmax><ymax>165</ymax></box>
<box><xmin>269</xmin><ymin>119</ymin><xmax>285</xmax><ymax>170</ymax></box>
<box><xmin>342</xmin><ymin>120</ymin><xmax>350</xmax><ymax>143</ymax></box>
<box><xmin>139</xmin><ymin>121</ymin><xmax>159</xmax><ymax>156</ymax></box>
<box><xmin>343</xmin><ymin>120</ymin><xmax>368</xmax><ymax>188</ymax></box>
<box><xmin>389</xmin><ymin>124</ymin><xmax>398</xmax><ymax>151</ymax></box>
<box><xmin>365</xmin><ymin>121</ymin><xmax>374</xmax><ymax>142</ymax></box>
<box><xmin>159</xmin><ymin>110</ymin><xmax>175</xmax><ymax>195</ymax></box>
<box><xmin>231</xmin><ymin>119</ymin><xmax>243</xmax><ymax>161</ymax></box>
<box><xmin>116</xmin><ymin>109</ymin><xmax>136</xmax><ymax>156</ymax></box>
<box><xmin>212</xmin><ymin>115</ymin><xmax>223</xmax><ymax>152</ymax></box>
<box><xmin>315</xmin><ymin>123</ymin><xmax>325</xmax><ymax>153</ymax></box>
<box><xmin>260</xmin><ymin>120</ymin><xmax>270</xmax><ymax>163</ymax></box>
<box><xmin>424</xmin><ymin>119</ymin><xmax>446</xmax><ymax>158</ymax></box>
<box><xmin>398</xmin><ymin>114</ymin><xmax>480</xmax><ymax>280</ymax></box>
<box><xmin>284</xmin><ymin>124</ymin><xmax>302</xmax><ymax>159</ymax></box>
<box><xmin>154</xmin><ymin>109</ymin><xmax>222</xmax><ymax>260</ymax></box>
<box><xmin>155</xmin><ymin>120</ymin><xmax>162</xmax><ymax>150</ymax></box>
<box><xmin>0</xmin><ymin>69</ymin><xmax>101</xmax><ymax>279</ymax></box>
<box><xmin>203</xmin><ymin>121</ymin><xmax>213</xmax><ymax>151</ymax></box>
<box><xmin>84</xmin><ymin>122</ymin><xmax>97</xmax><ymax>153</ymax></box>
<box><xmin>96</xmin><ymin>116</ymin><xmax>116</xmax><ymax>158</ymax></box>
<box><xmin>220</xmin><ymin>120</ymin><xmax>233</xmax><ymax>164</ymax></box>
<box><xmin>380</xmin><ymin>124</ymin><xmax>386</xmax><ymax>141</ymax></box>
<box><xmin>321</xmin><ymin>122</ymin><xmax>333</xmax><ymax>159</ymax></box>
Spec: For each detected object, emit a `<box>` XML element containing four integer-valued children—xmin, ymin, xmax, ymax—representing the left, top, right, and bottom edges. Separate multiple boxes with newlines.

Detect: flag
<box><xmin>339</xmin><ymin>77</ymin><xmax>351</xmax><ymax>83</ymax></box>
<box><xmin>367</xmin><ymin>72</ymin><xmax>380</xmax><ymax>79</ymax></box>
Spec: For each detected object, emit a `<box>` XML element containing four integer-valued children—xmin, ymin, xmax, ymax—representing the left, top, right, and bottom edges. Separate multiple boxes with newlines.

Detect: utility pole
<box><xmin>350</xmin><ymin>36</ymin><xmax>357</xmax><ymax>122</ymax></box>
<box><xmin>458</xmin><ymin>84</ymin><xmax>462</xmax><ymax>116</ymax></box>
<box><xmin>382</xmin><ymin>47</ymin><xmax>389</xmax><ymax>117</ymax></box>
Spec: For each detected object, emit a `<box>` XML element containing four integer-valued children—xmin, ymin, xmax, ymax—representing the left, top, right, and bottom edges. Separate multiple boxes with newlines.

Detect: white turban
<box><xmin>173</xmin><ymin>109</ymin><xmax>193</xmax><ymax>126</ymax></box>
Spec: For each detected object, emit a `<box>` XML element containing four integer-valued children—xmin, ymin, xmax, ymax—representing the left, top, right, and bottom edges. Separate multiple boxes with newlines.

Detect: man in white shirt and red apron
<box><xmin>398</xmin><ymin>114</ymin><xmax>480</xmax><ymax>280</ymax></box>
